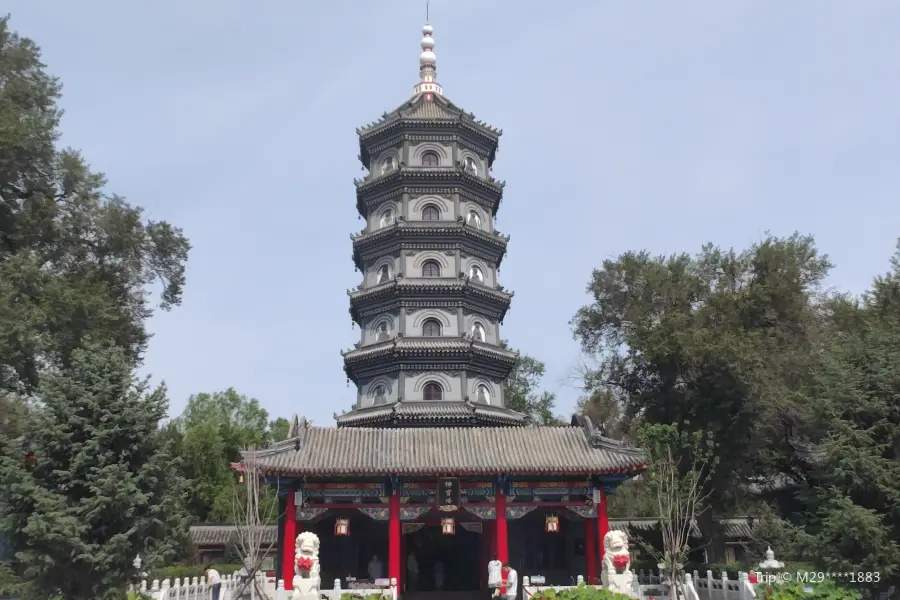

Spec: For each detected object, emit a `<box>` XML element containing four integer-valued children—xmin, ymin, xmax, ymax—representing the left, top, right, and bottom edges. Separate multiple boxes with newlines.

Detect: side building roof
<box><xmin>238</xmin><ymin>414</ymin><xmax>646</xmax><ymax>477</ymax></box>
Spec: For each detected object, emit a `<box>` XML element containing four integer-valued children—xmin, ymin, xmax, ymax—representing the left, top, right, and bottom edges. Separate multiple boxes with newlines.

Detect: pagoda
<box><xmin>240</xmin><ymin>22</ymin><xmax>647</xmax><ymax>594</ymax></box>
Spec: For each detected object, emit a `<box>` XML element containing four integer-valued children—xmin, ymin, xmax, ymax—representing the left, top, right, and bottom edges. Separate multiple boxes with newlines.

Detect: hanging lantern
<box><xmin>335</xmin><ymin>518</ymin><xmax>350</xmax><ymax>536</ymax></box>
<box><xmin>238</xmin><ymin>473</ymin><xmax>244</xmax><ymax>484</ymax></box>
<box><xmin>545</xmin><ymin>514</ymin><xmax>560</xmax><ymax>533</ymax></box>
<box><xmin>441</xmin><ymin>517</ymin><xmax>455</xmax><ymax>535</ymax></box>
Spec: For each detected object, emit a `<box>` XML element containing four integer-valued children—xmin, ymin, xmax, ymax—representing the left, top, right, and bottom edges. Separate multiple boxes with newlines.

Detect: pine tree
<box><xmin>799</xmin><ymin>243</ymin><xmax>900</xmax><ymax>595</ymax></box>
<box><xmin>0</xmin><ymin>342</ymin><xmax>189</xmax><ymax>600</ymax></box>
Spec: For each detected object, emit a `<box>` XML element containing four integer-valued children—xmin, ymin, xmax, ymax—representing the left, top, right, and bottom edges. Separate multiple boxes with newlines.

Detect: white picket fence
<box><xmin>136</xmin><ymin>575</ymin><xmax>398</xmax><ymax>600</ymax></box>
<box><xmin>522</xmin><ymin>570</ymin><xmax>757</xmax><ymax>600</ymax></box>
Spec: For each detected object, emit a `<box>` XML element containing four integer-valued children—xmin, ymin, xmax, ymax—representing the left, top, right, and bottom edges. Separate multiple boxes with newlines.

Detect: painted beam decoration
<box><xmin>464</xmin><ymin>506</ymin><xmax>496</xmax><ymax>520</ymax></box>
<box><xmin>505</xmin><ymin>505</ymin><xmax>537</xmax><ymax>520</ymax></box>
<box><xmin>400</xmin><ymin>506</ymin><xmax>431</xmax><ymax>521</ymax></box>
<box><xmin>566</xmin><ymin>505</ymin><xmax>597</xmax><ymax>519</ymax></box>
<box><xmin>463</xmin><ymin>505</ymin><xmax>537</xmax><ymax>520</ymax></box>
<box><xmin>438</xmin><ymin>477</ymin><xmax>460</xmax><ymax>511</ymax></box>
<box><xmin>296</xmin><ymin>507</ymin><xmax>329</xmax><ymax>521</ymax></box>
<box><xmin>402</xmin><ymin>480</ymin><xmax>495</xmax><ymax>499</ymax></box>
<box><xmin>357</xmin><ymin>507</ymin><xmax>390</xmax><ymax>521</ymax></box>
<box><xmin>300</xmin><ymin>482</ymin><xmax>385</xmax><ymax>498</ymax></box>
<box><xmin>509</xmin><ymin>480</ymin><xmax>591</xmax><ymax>497</ymax></box>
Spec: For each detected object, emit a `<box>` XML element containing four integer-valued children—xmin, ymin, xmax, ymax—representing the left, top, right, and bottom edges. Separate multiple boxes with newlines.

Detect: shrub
<box><xmin>339</xmin><ymin>594</ymin><xmax>385</xmax><ymax>600</ymax></box>
<box><xmin>759</xmin><ymin>580</ymin><xmax>860</xmax><ymax>600</ymax></box>
<box><xmin>532</xmin><ymin>584</ymin><xmax>634</xmax><ymax>600</ymax></box>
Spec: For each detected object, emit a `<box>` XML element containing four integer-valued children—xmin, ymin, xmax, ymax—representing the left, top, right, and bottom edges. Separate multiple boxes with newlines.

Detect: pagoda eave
<box><xmin>335</xmin><ymin>400</ymin><xmax>527</xmax><ymax>428</ymax></box>
<box><xmin>352</xmin><ymin>232</ymin><xmax>508</xmax><ymax>272</ymax></box>
<box><xmin>341</xmin><ymin>349</ymin><xmax>518</xmax><ymax>385</ymax></box>
<box><xmin>359</xmin><ymin>131</ymin><xmax>499</xmax><ymax>172</ymax></box>
<box><xmin>348</xmin><ymin>290</ymin><xmax>512</xmax><ymax>327</ymax></box>
<box><xmin>357</xmin><ymin>186</ymin><xmax>502</xmax><ymax>220</ymax></box>
<box><xmin>354</xmin><ymin>168</ymin><xmax>504</xmax><ymax>201</ymax></box>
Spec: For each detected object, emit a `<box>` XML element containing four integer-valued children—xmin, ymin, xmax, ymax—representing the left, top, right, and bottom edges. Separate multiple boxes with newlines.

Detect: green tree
<box><xmin>576</xmin><ymin>389</ymin><xmax>629</xmax><ymax>439</ymax></box>
<box><xmin>635</xmin><ymin>423</ymin><xmax>718</xmax><ymax>599</ymax></box>
<box><xmin>0</xmin><ymin>392</ymin><xmax>27</xmax><ymax>452</ymax></box>
<box><xmin>0</xmin><ymin>343</ymin><xmax>188</xmax><ymax>600</ymax></box>
<box><xmin>571</xmin><ymin>233</ymin><xmax>831</xmax><ymax>557</ymax></box>
<box><xmin>170</xmin><ymin>389</ymin><xmax>277</xmax><ymax>522</ymax></box>
<box><xmin>268</xmin><ymin>417</ymin><xmax>291</xmax><ymax>443</ymax></box>
<box><xmin>788</xmin><ymin>242</ymin><xmax>900</xmax><ymax>595</ymax></box>
<box><xmin>0</xmin><ymin>17</ymin><xmax>189</xmax><ymax>396</ymax></box>
<box><xmin>505</xmin><ymin>350</ymin><xmax>563</xmax><ymax>424</ymax></box>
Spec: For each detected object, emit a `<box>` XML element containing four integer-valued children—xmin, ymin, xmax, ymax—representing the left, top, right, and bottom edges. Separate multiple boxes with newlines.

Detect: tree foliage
<box><xmin>165</xmin><ymin>389</ymin><xmax>284</xmax><ymax>523</ymax></box>
<box><xmin>573</xmin><ymin>234</ymin><xmax>900</xmax><ymax>595</ymax></box>
<box><xmin>0</xmin><ymin>16</ymin><xmax>190</xmax><ymax>396</ymax></box>
<box><xmin>504</xmin><ymin>349</ymin><xmax>563</xmax><ymax>425</ymax></box>
<box><xmin>788</xmin><ymin>243</ymin><xmax>900</xmax><ymax>592</ymax></box>
<box><xmin>635</xmin><ymin>423</ymin><xmax>718</xmax><ymax>598</ymax></box>
<box><xmin>0</xmin><ymin>343</ymin><xmax>189</xmax><ymax>600</ymax></box>
<box><xmin>572</xmin><ymin>234</ymin><xmax>830</xmax><ymax>546</ymax></box>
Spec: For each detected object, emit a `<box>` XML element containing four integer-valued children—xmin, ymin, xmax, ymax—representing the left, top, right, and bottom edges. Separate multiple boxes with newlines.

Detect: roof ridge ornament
<box><xmin>413</xmin><ymin>18</ymin><xmax>443</xmax><ymax>99</ymax></box>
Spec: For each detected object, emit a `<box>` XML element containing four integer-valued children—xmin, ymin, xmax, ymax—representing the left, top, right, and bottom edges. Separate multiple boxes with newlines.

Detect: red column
<box><xmin>495</xmin><ymin>491</ymin><xmax>508</xmax><ymax>596</ymax></box>
<box><xmin>495</xmin><ymin>492</ymin><xmax>508</xmax><ymax>563</ymax></box>
<box><xmin>389</xmin><ymin>491</ymin><xmax>402</xmax><ymax>590</ymax></box>
<box><xmin>584</xmin><ymin>517</ymin><xmax>597</xmax><ymax>584</ymax></box>
<box><xmin>597</xmin><ymin>488</ymin><xmax>610</xmax><ymax>565</ymax></box>
<box><xmin>480</xmin><ymin>523</ymin><xmax>489</xmax><ymax>590</ymax></box>
<box><xmin>283</xmin><ymin>492</ymin><xmax>296</xmax><ymax>590</ymax></box>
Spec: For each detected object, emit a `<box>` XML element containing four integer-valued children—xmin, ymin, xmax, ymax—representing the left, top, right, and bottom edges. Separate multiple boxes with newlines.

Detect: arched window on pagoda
<box><xmin>376</xmin><ymin>322</ymin><xmax>390</xmax><ymax>342</ymax></box>
<box><xmin>381</xmin><ymin>156</ymin><xmax>397</xmax><ymax>174</ymax></box>
<box><xmin>472</xmin><ymin>322</ymin><xmax>486</xmax><ymax>342</ymax></box>
<box><xmin>379</xmin><ymin>209</ymin><xmax>394</xmax><ymax>229</ymax></box>
<box><xmin>422</xmin><ymin>319</ymin><xmax>442</xmax><ymax>337</ymax></box>
<box><xmin>464</xmin><ymin>156</ymin><xmax>478</xmax><ymax>176</ymax></box>
<box><xmin>377</xmin><ymin>265</ymin><xmax>391</xmax><ymax>284</ymax></box>
<box><xmin>422</xmin><ymin>152</ymin><xmax>440</xmax><ymax>167</ymax></box>
<box><xmin>466</xmin><ymin>210</ymin><xmax>482</xmax><ymax>229</ymax></box>
<box><xmin>422</xmin><ymin>261</ymin><xmax>441</xmax><ymax>278</ymax></box>
<box><xmin>422</xmin><ymin>205</ymin><xmax>441</xmax><ymax>221</ymax></box>
<box><xmin>469</xmin><ymin>265</ymin><xmax>484</xmax><ymax>283</ymax></box>
<box><xmin>423</xmin><ymin>382</ymin><xmax>443</xmax><ymax>401</ymax></box>
<box><xmin>373</xmin><ymin>385</ymin><xmax>387</xmax><ymax>405</ymax></box>
<box><xmin>476</xmin><ymin>384</ymin><xmax>491</xmax><ymax>404</ymax></box>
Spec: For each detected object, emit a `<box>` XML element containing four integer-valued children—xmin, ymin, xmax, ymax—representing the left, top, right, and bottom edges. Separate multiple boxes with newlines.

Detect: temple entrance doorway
<box><xmin>405</xmin><ymin>523</ymin><xmax>480</xmax><ymax>594</ymax></box>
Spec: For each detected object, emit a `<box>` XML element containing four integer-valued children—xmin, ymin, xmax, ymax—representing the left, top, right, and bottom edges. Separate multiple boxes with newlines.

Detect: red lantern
<box><xmin>545</xmin><ymin>514</ymin><xmax>560</xmax><ymax>533</ymax></box>
<box><xmin>335</xmin><ymin>518</ymin><xmax>350</xmax><ymax>536</ymax></box>
<box><xmin>441</xmin><ymin>517</ymin><xmax>455</xmax><ymax>535</ymax></box>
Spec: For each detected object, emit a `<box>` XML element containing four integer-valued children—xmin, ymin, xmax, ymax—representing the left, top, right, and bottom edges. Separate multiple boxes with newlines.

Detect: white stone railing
<box><xmin>136</xmin><ymin>571</ymin><xmax>245</xmax><ymax>599</ymax></box>
<box><xmin>521</xmin><ymin>571</ymin><xmax>757</xmax><ymax>600</ymax></box>
<box><xmin>135</xmin><ymin>575</ymin><xmax>398</xmax><ymax>600</ymax></box>
<box><xmin>522</xmin><ymin>574</ymin><xmax>588</xmax><ymax>596</ymax></box>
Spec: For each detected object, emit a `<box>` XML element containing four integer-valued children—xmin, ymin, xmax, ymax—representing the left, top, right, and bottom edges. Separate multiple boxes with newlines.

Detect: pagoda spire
<box><xmin>413</xmin><ymin>20</ymin><xmax>443</xmax><ymax>99</ymax></box>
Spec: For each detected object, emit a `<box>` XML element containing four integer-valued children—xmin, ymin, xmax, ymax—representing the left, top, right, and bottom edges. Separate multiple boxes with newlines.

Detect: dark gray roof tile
<box><xmin>242</xmin><ymin>425</ymin><xmax>647</xmax><ymax>477</ymax></box>
<box><xmin>190</xmin><ymin>525</ymin><xmax>276</xmax><ymax>548</ymax></box>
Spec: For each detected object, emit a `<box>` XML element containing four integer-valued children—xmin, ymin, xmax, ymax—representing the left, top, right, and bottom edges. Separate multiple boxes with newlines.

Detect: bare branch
<box><xmin>231</xmin><ymin>446</ymin><xmax>284</xmax><ymax>600</ymax></box>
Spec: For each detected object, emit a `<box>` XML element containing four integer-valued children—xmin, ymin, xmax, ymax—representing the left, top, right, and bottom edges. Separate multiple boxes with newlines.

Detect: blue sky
<box><xmin>7</xmin><ymin>1</ymin><xmax>900</xmax><ymax>424</ymax></box>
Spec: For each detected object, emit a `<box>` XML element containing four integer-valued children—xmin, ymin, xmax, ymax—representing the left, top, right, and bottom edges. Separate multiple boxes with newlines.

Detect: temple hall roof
<box><xmin>240</xmin><ymin>415</ymin><xmax>647</xmax><ymax>477</ymax></box>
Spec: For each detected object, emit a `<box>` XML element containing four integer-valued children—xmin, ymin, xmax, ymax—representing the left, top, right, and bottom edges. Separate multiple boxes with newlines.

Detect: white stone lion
<box><xmin>601</xmin><ymin>530</ymin><xmax>635</xmax><ymax>596</ymax></box>
<box><xmin>292</xmin><ymin>531</ymin><xmax>321</xmax><ymax>599</ymax></box>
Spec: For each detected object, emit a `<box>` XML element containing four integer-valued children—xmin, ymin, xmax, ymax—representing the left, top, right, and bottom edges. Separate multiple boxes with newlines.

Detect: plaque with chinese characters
<box><xmin>437</xmin><ymin>477</ymin><xmax>459</xmax><ymax>511</ymax></box>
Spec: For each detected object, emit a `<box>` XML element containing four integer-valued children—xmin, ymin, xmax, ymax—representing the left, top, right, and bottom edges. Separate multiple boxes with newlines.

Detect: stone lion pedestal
<box><xmin>292</xmin><ymin>531</ymin><xmax>321</xmax><ymax>600</ymax></box>
<box><xmin>601</xmin><ymin>530</ymin><xmax>638</xmax><ymax>598</ymax></box>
